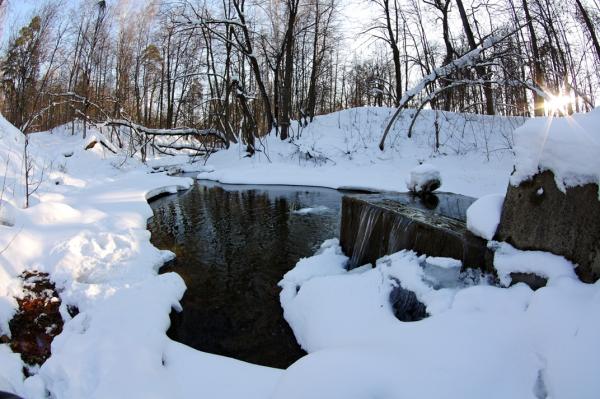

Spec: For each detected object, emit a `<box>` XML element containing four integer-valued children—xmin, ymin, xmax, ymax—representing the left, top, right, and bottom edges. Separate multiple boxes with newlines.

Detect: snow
<box><xmin>1</xmin><ymin>106</ymin><xmax>598</xmax><ymax>398</ymax></box>
<box><xmin>0</xmin><ymin>119</ymin><xmax>284</xmax><ymax>399</ymax></box>
<box><xmin>511</xmin><ymin>108</ymin><xmax>600</xmax><ymax>192</ymax></box>
<box><xmin>466</xmin><ymin>193</ymin><xmax>505</xmax><ymax>240</ymax></box>
<box><xmin>425</xmin><ymin>256</ymin><xmax>462</xmax><ymax>269</ymax></box>
<box><xmin>492</xmin><ymin>242</ymin><xmax>578</xmax><ymax>286</ymax></box>
<box><xmin>279</xmin><ymin>240</ymin><xmax>600</xmax><ymax>399</ymax></box>
<box><xmin>198</xmin><ymin>107</ymin><xmax>523</xmax><ymax>198</ymax></box>
<box><xmin>406</xmin><ymin>162</ymin><xmax>441</xmax><ymax>192</ymax></box>
<box><xmin>0</xmin><ymin>199</ymin><xmax>16</xmax><ymax>226</ymax></box>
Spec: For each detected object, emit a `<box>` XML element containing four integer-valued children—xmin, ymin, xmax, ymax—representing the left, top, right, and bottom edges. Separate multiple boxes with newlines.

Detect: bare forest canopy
<box><xmin>1</xmin><ymin>0</ymin><xmax>599</xmax><ymax>154</ymax></box>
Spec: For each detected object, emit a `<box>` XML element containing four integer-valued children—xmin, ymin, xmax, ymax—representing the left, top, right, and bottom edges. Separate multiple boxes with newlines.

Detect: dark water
<box><xmin>147</xmin><ymin>180</ymin><xmax>343</xmax><ymax>369</ymax></box>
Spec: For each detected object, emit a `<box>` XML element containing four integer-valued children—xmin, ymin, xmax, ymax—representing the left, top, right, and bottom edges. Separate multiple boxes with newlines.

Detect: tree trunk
<box><xmin>383</xmin><ymin>0</ymin><xmax>402</xmax><ymax>104</ymax></box>
<box><xmin>522</xmin><ymin>0</ymin><xmax>545</xmax><ymax>116</ymax></box>
<box><xmin>280</xmin><ymin>0</ymin><xmax>299</xmax><ymax>140</ymax></box>
<box><xmin>575</xmin><ymin>0</ymin><xmax>600</xmax><ymax>63</ymax></box>
<box><xmin>306</xmin><ymin>1</ymin><xmax>320</xmax><ymax>122</ymax></box>
<box><xmin>455</xmin><ymin>0</ymin><xmax>495</xmax><ymax>115</ymax></box>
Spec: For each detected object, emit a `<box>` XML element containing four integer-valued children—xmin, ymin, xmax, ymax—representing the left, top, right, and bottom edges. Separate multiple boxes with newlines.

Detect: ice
<box><xmin>422</xmin><ymin>256</ymin><xmax>463</xmax><ymax>289</ymax></box>
<box><xmin>292</xmin><ymin>205</ymin><xmax>329</xmax><ymax>215</ymax></box>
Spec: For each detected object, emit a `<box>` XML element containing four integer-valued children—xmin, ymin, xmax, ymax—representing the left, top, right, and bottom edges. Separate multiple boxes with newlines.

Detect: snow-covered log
<box><xmin>154</xmin><ymin>143</ymin><xmax>220</xmax><ymax>155</ymax></box>
<box><xmin>102</xmin><ymin>119</ymin><xmax>227</xmax><ymax>143</ymax></box>
<box><xmin>379</xmin><ymin>25</ymin><xmax>532</xmax><ymax>150</ymax></box>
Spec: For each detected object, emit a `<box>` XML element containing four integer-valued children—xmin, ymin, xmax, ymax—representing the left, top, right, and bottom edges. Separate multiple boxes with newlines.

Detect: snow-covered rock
<box><xmin>511</xmin><ymin>108</ymin><xmax>600</xmax><ymax>191</ymax></box>
<box><xmin>406</xmin><ymin>163</ymin><xmax>441</xmax><ymax>194</ymax></box>
<box><xmin>499</xmin><ymin>170</ymin><xmax>600</xmax><ymax>282</ymax></box>
<box><xmin>466</xmin><ymin>194</ymin><xmax>504</xmax><ymax>240</ymax></box>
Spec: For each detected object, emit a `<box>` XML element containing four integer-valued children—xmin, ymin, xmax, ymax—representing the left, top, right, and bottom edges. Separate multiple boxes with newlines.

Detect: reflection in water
<box><xmin>148</xmin><ymin>181</ymin><xmax>343</xmax><ymax>369</ymax></box>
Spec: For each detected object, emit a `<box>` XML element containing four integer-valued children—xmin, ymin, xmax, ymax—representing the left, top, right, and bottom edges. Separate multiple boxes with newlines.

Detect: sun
<box><xmin>544</xmin><ymin>95</ymin><xmax>571</xmax><ymax>115</ymax></box>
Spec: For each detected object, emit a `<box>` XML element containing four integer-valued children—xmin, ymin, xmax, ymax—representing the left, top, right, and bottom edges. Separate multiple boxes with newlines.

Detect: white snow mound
<box><xmin>511</xmin><ymin>108</ymin><xmax>600</xmax><ymax>191</ymax></box>
<box><xmin>0</xmin><ymin>200</ymin><xmax>16</xmax><ymax>227</ymax></box>
<box><xmin>492</xmin><ymin>242</ymin><xmax>577</xmax><ymax>286</ymax></box>
<box><xmin>466</xmin><ymin>193</ymin><xmax>505</xmax><ymax>240</ymax></box>
<box><xmin>279</xmin><ymin>240</ymin><xmax>600</xmax><ymax>399</ymax></box>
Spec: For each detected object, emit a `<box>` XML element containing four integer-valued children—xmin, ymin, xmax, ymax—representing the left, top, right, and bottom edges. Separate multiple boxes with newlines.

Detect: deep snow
<box><xmin>0</xmin><ymin>106</ymin><xmax>598</xmax><ymax>399</ymax></box>
<box><xmin>278</xmin><ymin>240</ymin><xmax>600</xmax><ymax>399</ymax></box>
<box><xmin>0</xmin><ymin>119</ymin><xmax>280</xmax><ymax>398</ymax></box>
<box><xmin>466</xmin><ymin>193</ymin><xmax>505</xmax><ymax>240</ymax></box>
<box><xmin>511</xmin><ymin>107</ymin><xmax>600</xmax><ymax>192</ymax></box>
<box><xmin>198</xmin><ymin>107</ymin><xmax>523</xmax><ymax>197</ymax></box>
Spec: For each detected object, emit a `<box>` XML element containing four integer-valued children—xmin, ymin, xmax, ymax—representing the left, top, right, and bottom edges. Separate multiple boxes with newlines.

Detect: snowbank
<box><xmin>466</xmin><ymin>193</ymin><xmax>505</xmax><ymax>239</ymax></box>
<box><xmin>0</xmin><ymin>200</ymin><xmax>16</xmax><ymax>227</ymax></box>
<box><xmin>2</xmin><ymin>107</ymin><xmax>596</xmax><ymax>398</ymax></box>
<box><xmin>198</xmin><ymin>108</ymin><xmax>522</xmax><ymax>197</ymax></box>
<box><xmin>0</xmin><ymin>121</ymin><xmax>286</xmax><ymax>399</ymax></box>
<box><xmin>279</xmin><ymin>240</ymin><xmax>600</xmax><ymax>399</ymax></box>
<box><xmin>511</xmin><ymin>108</ymin><xmax>600</xmax><ymax>191</ymax></box>
<box><xmin>0</xmin><ymin>114</ymin><xmax>26</xmax><ymax>209</ymax></box>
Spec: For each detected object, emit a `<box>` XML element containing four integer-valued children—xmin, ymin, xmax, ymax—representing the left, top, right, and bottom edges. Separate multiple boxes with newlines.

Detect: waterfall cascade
<box><xmin>340</xmin><ymin>192</ymin><xmax>493</xmax><ymax>272</ymax></box>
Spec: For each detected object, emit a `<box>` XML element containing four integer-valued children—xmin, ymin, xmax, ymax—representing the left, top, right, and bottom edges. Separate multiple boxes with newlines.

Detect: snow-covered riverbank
<box><xmin>1</xmin><ymin>107</ymin><xmax>598</xmax><ymax>399</ymax></box>
<box><xmin>198</xmin><ymin>107</ymin><xmax>522</xmax><ymax>197</ymax></box>
<box><xmin>0</xmin><ymin>118</ymin><xmax>280</xmax><ymax>398</ymax></box>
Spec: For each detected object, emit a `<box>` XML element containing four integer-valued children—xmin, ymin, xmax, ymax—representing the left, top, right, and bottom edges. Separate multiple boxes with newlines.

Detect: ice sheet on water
<box><xmin>292</xmin><ymin>205</ymin><xmax>330</xmax><ymax>215</ymax></box>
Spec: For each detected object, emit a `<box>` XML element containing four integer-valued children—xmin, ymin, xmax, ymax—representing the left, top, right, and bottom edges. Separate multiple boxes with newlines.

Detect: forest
<box><xmin>1</xmin><ymin>0</ymin><xmax>599</xmax><ymax>154</ymax></box>
<box><xmin>1</xmin><ymin>1</ymin><xmax>600</xmax><ymax>398</ymax></box>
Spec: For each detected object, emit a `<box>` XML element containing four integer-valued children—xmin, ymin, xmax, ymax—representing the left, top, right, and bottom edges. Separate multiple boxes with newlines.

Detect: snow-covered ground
<box><xmin>278</xmin><ymin>240</ymin><xmax>599</xmax><ymax>399</ymax></box>
<box><xmin>0</xmin><ymin>106</ymin><xmax>598</xmax><ymax>399</ymax></box>
<box><xmin>198</xmin><ymin>107</ymin><xmax>523</xmax><ymax>198</ymax></box>
<box><xmin>0</xmin><ymin>119</ymin><xmax>280</xmax><ymax>398</ymax></box>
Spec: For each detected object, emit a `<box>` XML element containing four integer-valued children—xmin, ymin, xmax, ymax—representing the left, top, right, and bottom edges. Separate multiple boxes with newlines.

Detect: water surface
<box><xmin>148</xmin><ymin>180</ymin><xmax>343</xmax><ymax>368</ymax></box>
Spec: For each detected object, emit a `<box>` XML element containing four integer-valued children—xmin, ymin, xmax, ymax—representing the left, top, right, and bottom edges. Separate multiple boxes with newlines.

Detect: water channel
<box><xmin>148</xmin><ymin>180</ymin><xmax>344</xmax><ymax>369</ymax></box>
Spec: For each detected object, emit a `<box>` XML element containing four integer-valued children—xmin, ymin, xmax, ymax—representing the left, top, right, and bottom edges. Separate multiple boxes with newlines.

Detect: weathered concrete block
<box><xmin>340</xmin><ymin>193</ymin><xmax>493</xmax><ymax>272</ymax></box>
<box><xmin>496</xmin><ymin>170</ymin><xmax>600</xmax><ymax>283</ymax></box>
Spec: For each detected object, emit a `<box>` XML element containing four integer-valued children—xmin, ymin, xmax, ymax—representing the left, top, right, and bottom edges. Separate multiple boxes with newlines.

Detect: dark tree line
<box><xmin>1</xmin><ymin>0</ymin><xmax>599</xmax><ymax>154</ymax></box>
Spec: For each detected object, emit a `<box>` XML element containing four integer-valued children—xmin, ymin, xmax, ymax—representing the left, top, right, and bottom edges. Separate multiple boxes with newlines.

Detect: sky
<box><xmin>2</xmin><ymin>0</ymin><xmax>376</xmax><ymax>52</ymax></box>
<box><xmin>6</xmin><ymin>0</ymin><xmax>37</xmax><ymax>24</ymax></box>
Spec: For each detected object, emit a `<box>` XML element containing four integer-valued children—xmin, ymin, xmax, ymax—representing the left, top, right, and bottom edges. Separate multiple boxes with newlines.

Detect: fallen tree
<box><xmin>19</xmin><ymin>92</ymin><xmax>230</xmax><ymax>161</ymax></box>
<box><xmin>378</xmin><ymin>25</ymin><xmax>554</xmax><ymax>151</ymax></box>
<box><xmin>101</xmin><ymin>119</ymin><xmax>227</xmax><ymax>145</ymax></box>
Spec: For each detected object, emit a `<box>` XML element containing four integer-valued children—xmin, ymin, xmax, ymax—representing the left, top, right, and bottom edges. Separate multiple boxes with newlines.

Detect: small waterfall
<box><xmin>349</xmin><ymin>205</ymin><xmax>383</xmax><ymax>267</ymax></box>
<box><xmin>388</xmin><ymin>217</ymin><xmax>414</xmax><ymax>255</ymax></box>
<box><xmin>340</xmin><ymin>193</ymin><xmax>493</xmax><ymax>273</ymax></box>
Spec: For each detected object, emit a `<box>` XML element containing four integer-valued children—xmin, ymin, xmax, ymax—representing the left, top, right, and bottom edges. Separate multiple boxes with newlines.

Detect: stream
<box><xmin>148</xmin><ymin>180</ymin><xmax>344</xmax><ymax>369</ymax></box>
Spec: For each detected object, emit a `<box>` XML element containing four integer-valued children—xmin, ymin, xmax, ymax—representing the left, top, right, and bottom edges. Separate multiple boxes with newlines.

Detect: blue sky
<box><xmin>3</xmin><ymin>0</ymin><xmax>39</xmax><ymax>44</ymax></box>
<box><xmin>1</xmin><ymin>0</ymin><xmax>375</xmax><ymax>54</ymax></box>
<box><xmin>6</xmin><ymin>0</ymin><xmax>37</xmax><ymax>22</ymax></box>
